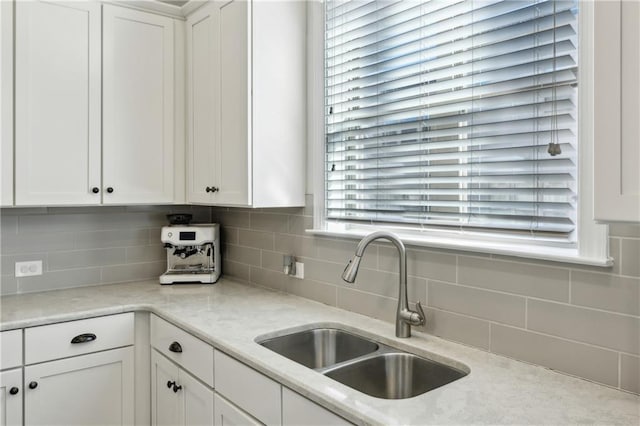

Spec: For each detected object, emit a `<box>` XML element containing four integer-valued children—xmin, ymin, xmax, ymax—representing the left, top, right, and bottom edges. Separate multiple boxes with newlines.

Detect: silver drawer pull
<box><xmin>71</xmin><ymin>333</ymin><xmax>97</xmax><ymax>344</ymax></box>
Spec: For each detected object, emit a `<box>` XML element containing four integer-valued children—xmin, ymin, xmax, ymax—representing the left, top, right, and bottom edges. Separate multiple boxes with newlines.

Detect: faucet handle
<box><xmin>415</xmin><ymin>301</ymin><xmax>426</xmax><ymax>326</ymax></box>
<box><xmin>402</xmin><ymin>301</ymin><xmax>426</xmax><ymax>326</ymax></box>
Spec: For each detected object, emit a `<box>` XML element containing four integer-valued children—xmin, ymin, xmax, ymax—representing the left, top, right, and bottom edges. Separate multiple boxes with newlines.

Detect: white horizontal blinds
<box><xmin>325</xmin><ymin>0</ymin><xmax>578</xmax><ymax>235</ymax></box>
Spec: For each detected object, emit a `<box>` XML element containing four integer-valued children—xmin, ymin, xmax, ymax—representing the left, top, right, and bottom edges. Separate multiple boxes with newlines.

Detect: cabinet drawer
<box><xmin>282</xmin><ymin>387</ymin><xmax>352</xmax><ymax>426</ymax></box>
<box><xmin>25</xmin><ymin>313</ymin><xmax>134</xmax><ymax>364</ymax></box>
<box><xmin>214</xmin><ymin>350</ymin><xmax>281</xmax><ymax>426</ymax></box>
<box><xmin>214</xmin><ymin>393</ymin><xmax>261</xmax><ymax>426</ymax></box>
<box><xmin>0</xmin><ymin>329</ymin><xmax>23</xmax><ymax>370</ymax></box>
<box><xmin>150</xmin><ymin>314</ymin><xmax>213</xmax><ymax>387</ymax></box>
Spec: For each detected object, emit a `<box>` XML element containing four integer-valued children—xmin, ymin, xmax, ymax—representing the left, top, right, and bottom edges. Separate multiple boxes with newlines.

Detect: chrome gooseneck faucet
<box><xmin>342</xmin><ymin>231</ymin><xmax>425</xmax><ymax>338</ymax></box>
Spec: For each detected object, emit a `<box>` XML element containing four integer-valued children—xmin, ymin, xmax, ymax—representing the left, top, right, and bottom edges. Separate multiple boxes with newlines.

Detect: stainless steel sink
<box><xmin>257</xmin><ymin>326</ymin><xmax>469</xmax><ymax>399</ymax></box>
<box><xmin>324</xmin><ymin>352</ymin><xmax>467</xmax><ymax>399</ymax></box>
<box><xmin>258</xmin><ymin>328</ymin><xmax>379</xmax><ymax>369</ymax></box>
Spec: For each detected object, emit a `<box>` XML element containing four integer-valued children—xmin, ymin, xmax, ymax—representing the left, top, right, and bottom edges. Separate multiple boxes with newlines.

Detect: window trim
<box><xmin>307</xmin><ymin>0</ymin><xmax>611</xmax><ymax>267</ymax></box>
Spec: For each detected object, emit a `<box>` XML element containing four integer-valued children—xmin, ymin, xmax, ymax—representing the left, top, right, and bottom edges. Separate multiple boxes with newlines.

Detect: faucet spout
<box><xmin>341</xmin><ymin>231</ymin><xmax>426</xmax><ymax>338</ymax></box>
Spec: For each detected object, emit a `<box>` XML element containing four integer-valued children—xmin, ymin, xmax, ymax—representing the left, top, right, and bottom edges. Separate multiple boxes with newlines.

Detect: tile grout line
<box><xmin>617</xmin><ymin>352</ymin><xmax>622</xmax><ymax>389</ymax></box>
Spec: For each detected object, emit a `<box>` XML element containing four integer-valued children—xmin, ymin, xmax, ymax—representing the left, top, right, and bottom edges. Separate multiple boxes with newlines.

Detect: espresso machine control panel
<box><xmin>160</xmin><ymin>224</ymin><xmax>221</xmax><ymax>284</ymax></box>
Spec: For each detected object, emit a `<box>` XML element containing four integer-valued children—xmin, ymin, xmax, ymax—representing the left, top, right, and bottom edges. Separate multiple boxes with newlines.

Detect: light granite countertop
<box><xmin>1</xmin><ymin>278</ymin><xmax>638</xmax><ymax>425</ymax></box>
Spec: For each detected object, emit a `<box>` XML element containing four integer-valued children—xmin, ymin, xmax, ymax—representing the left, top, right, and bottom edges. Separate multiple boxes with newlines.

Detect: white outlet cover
<box><xmin>15</xmin><ymin>260</ymin><xmax>43</xmax><ymax>277</ymax></box>
<box><xmin>293</xmin><ymin>262</ymin><xmax>304</xmax><ymax>279</ymax></box>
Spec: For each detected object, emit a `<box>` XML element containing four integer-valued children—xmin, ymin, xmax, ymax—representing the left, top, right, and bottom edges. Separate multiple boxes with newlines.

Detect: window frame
<box><xmin>308</xmin><ymin>0</ymin><xmax>611</xmax><ymax>267</ymax></box>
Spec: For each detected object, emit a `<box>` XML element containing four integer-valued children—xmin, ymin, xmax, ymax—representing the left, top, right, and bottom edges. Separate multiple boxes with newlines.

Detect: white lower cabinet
<box><xmin>20</xmin><ymin>313</ymin><xmax>135</xmax><ymax>426</ymax></box>
<box><xmin>24</xmin><ymin>347</ymin><xmax>134</xmax><ymax>426</ymax></box>
<box><xmin>0</xmin><ymin>369</ymin><xmax>22</xmax><ymax>426</ymax></box>
<box><xmin>214</xmin><ymin>350</ymin><xmax>281</xmax><ymax>426</ymax></box>
<box><xmin>151</xmin><ymin>349</ymin><xmax>214</xmax><ymax>426</ymax></box>
<box><xmin>282</xmin><ymin>388</ymin><xmax>351</xmax><ymax>426</ymax></box>
<box><xmin>214</xmin><ymin>394</ymin><xmax>261</xmax><ymax>426</ymax></box>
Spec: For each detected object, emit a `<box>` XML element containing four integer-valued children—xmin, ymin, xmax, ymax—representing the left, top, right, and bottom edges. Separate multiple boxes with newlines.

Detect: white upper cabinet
<box><xmin>186</xmin><ymin>3</ymin><xmax>219</xmax><ymax>204</ymax></box>
<box><xmin>0</xmin><ymin>0</ymin><xmax>14</xmax><ymax>207</ymax></box>
<box><xmin>102</xmin><ymin>5</ymin><xmax>175</xmax><ymax>204</ymax></box>
<box><xmin>594</xmin><ymin>0</ymin><xmax>640</xmax><ymax>223</ymax></box>
<box><xmin>14</xmin><ymin>0</ymin><xmax>101</xmax><ymax>206</ymax></box>
<box><xmin>186</xmin><ymin>0</ymin><xmax>306</xmax><ymax>207</ymax></box>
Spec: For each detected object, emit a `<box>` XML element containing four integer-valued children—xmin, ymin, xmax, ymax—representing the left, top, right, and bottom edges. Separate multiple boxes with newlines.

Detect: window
<box><xmin>326</xmin><ymin>0</ymin><xmax>578</xmax><ymax>237</ymax></box>
<box><xmin>312</xmin><ymin>0</ymin><xmax>609</xmax><ymax>265</ymax></box>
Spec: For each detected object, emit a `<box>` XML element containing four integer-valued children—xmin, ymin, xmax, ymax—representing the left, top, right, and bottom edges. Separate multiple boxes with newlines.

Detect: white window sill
<box><xmin>306</xmin><ymin>223</ymin><xmax>613</xmax><ymax>268</ymax></box>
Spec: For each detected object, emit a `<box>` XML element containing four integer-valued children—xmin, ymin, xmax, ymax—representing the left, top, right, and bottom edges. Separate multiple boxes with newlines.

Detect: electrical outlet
<box><xmin>293</xmin><ymin>262</ymin><xmax>304</xmax><ymax>279</ymax></box>
<box><xmin>15</xmin><ymin>260</ymin><xmax>43</xmax><ymax>277</ymax></box>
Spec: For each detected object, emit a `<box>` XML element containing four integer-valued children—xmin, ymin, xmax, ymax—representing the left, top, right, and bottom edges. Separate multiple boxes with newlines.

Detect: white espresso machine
<box><xmin>160</xmin><ymin>223</ymin><xmax>221</xmax><ymax>284</ymax></box>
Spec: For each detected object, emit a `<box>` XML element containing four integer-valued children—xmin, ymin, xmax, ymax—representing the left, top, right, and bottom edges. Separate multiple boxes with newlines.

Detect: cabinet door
<box><xmin>186</xmin><ymin>3</ymin><xmax>218</xmax><ymax>204</ymax></box>
<box><xmin>152</xmin><ymin>349</ymin><xmax>182</xmax><ymax>426</ymax></box>
<box><xmin>103</xmin><ymin>5</ymin><xmax>175</xmax><ymax>205</ymax></box>
<box><xmin>152</xmin><ymin>350</ymin><xmax>214</xmax><ymax>426</ymax></box>
<box><xmin>594</xmin><ymin>0</ymin><xmax>640</xmax><ymax>222</ymax></box>
<box><xmin>214</xmin><ymin>394</ymin><xmax>261</xmax><ymax>426</ymax></box>
<box><xmin>0</xmin><ymin>0</ymin><xmax>13</xmax><ymax>206</ymax></box>
<box><xmin>216</xmin><ymin>0</ymin><xmax>250</xmax><ymax>206</ymax></box>
<box><xmin>182</xmin><ymin>368</ymin><xmax>214</xmax><ymax>426</ymax></box>
<box><xmin>282</xmin><ymin>388</ymin><xmax>351</xmax><ymax>426</ymax></box>
<box><xmin>0</xmin><ymin>369</ymin><xmax>22</xmax><ymax>426</ymax></box>
<box><xmin>24</xmin><ymin>347</ymin><xmax>134</xmax><ymax>426</ymax></box>
<box><xmin>14</xmin><ymin>0</ymin><xmax>101</xmax><ymax>206</ymax></box>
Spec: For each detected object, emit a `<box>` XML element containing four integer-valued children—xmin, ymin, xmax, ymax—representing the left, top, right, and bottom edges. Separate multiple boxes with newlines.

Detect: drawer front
<box><xmin>150</xmin><ymin>314</ymin><xmax>214</xmax><ymax>387</ymax></box>
<box><xmin>25</xmin><ymin>313</ymin><xmax>134</xmax><ymax>365</ymax></box>
<box><xmin>214</xmin><ymin>393</ymin><xmax>261</xmax><ymax>426</ymax></box>
<box><xmin>0</xmin><ymin>329</ymin><xmax>23</xmax><ymax>370</ymax></box>
<box><xmin>282</xmin><ymin>387</ymin><xmax>352</xmax><ymax>426</ymax></box>
<box><xmin>214</xmin><ymin>350</ymin><xmax>281</xmax><ymax>426</ymax></box>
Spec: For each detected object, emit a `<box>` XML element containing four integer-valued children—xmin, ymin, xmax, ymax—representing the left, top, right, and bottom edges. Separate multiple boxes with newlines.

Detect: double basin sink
<box><xmin>257</xmin><ymin>327</ymin><xmax>468</xmax><ymax>400</ymax></box>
